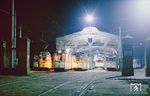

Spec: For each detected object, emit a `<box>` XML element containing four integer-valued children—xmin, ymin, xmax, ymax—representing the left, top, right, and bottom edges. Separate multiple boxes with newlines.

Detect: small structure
<box><xmin>145</xmin><ymin>37</ymin><xmax>150</xmax><ymax>76</ymax></box>
<box><xmin>122</xmin><ymin>35</ymin><xmax>134</xmax><ymax>76</ymax></box>
<box><xmin>17</xmin><ymin>37</ymin><xmax>31</xmax><ymax>75</ymax></box>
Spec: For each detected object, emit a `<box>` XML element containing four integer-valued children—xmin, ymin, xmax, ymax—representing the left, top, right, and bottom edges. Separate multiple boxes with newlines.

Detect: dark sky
<box><xmin>0</xmin><ymin>0</ymin><xmax>150</xmax><ymax>55</ymax></box>
<box><xmin>1</xmin><ymin>0</ymin><xmax>150</xmax><ymax>39</ymax></box>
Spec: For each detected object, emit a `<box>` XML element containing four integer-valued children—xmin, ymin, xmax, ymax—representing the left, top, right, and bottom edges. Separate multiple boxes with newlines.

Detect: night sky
<box><xmin>0</xmin><ymin>0</ymin><xmax>150</xmax><ymax>57</ymax></box>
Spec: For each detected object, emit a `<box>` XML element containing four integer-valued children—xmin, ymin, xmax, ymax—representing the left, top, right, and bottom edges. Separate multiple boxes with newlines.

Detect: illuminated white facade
<box><xmin>56</xmin><ymin>27</ymin><xmax>119</xmax><ymax>58</ymax></box>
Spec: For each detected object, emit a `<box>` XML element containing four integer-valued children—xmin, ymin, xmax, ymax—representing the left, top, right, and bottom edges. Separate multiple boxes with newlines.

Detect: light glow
<box><xmin>58</xmin><ymin>50</ymin><xmax>62</xmax><ymax>54</ymax></box>
<box><xmin>85</xmin><ymin>14</ymin><xmax>94</xmax><ymax>23</ymax></box>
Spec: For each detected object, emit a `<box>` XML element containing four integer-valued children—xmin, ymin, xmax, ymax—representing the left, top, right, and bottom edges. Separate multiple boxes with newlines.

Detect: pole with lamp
<box><xmin>85</xmin><ymin>14</ymin><xmax>94</xmax><ymax>69</ymax></box>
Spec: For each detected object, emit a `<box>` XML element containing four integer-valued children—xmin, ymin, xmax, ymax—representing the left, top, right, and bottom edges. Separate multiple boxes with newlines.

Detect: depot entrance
<box><xmin>55</xmin><ymin>27</ymin><xmax>120</xmax><ymax>71</ymax></box>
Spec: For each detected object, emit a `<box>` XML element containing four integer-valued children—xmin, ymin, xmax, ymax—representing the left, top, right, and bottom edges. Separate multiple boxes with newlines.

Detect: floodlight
<box><xmin>85</xmin><ymin>14</ymin><xmax>94</xmax><ymax>23</ymax></box>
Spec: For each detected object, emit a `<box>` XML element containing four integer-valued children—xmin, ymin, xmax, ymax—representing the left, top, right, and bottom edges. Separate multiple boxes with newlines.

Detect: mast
<box><xmin>119</xmin><ymin>26</ymin><xmax>122</xmax><ymax>70</ymax></box>
<box><xmin>11</xmin><ymin>0</ymin><xmax>17</xmax><ymax>68</ymax></box>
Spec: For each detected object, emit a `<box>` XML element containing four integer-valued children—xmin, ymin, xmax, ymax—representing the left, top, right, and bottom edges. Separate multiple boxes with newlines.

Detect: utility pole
<box><xmin>104</xmin><ymin>41</ymin><xmax>108</xmax><ymax>70</ymax></box>
<box><xmin>118</xmin><ymin>26</ymin><xmax>122</xmax><ymax>70</ymax></box>
<box><xmin>11</xmin><ymin>0</ymin><xmax>17</xmax><ymax>68</ymax></box>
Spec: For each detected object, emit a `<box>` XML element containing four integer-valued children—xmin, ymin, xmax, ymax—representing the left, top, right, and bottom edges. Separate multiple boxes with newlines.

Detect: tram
<box><xmin>72</xmin><ymin>55</ymin><xmax>88</xmax><ymax>71</ymax></box>
<box><xmin>53</xmin><ymin>52</ymin><xmax>65</xmax><ymax>72</ymax></box>
<box><xmin>32</xmin><ymin>51</ymin><xmax>53</xmax><ymax>71</ymax></box>
<box><xmin>105</xmin><ymin>57</ymin><xmax>118</xmax><ymax>71</ymax></box>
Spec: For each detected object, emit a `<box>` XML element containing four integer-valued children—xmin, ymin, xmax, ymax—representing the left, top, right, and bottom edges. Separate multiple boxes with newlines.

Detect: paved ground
<box><xmin>0</xmin><ymin>69</ymin><xmax>149</xmax><ymax>96</ymax></box>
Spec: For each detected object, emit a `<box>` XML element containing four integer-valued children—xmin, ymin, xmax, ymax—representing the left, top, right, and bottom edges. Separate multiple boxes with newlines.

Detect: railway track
<box><xmin>73</xmin><ymin>72</ymin><xmax>120</xmax><ymax>96</ymax></box>
<box><xmin>0</xmin><ymin>70</ymin><xmax>119</xmax><ymax>96</ymax></box>
<box><xmin>74</xmin><ymin>78</ymin><xmax>96</xmax><ymax>96</ymax></box>
<box><xmin>37</xmin><ymin>73</ymin><xmax>99</xmax><ymax>96</ymax></box>
<box><xmin>38</xmin><ymin>81</ymin><xmax>73</xmax><ymax>96</ymax></box>
<box><xmin>37</xmin><ymin>74</ymin><xmax>89</xmax><ymax>96</ymax></box>
<box><xmin>0</xmin><ymin>71</ymin><xmax>93</xmax><ymax>96</ymax></box>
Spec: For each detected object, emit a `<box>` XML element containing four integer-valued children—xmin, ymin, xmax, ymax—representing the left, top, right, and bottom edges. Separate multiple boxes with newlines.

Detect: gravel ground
<box><xmin>0</xmin><ymin>69</ymin><xmax>149</xmax><ymax>96</ymax></box>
